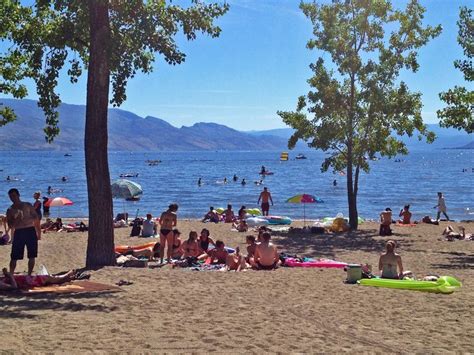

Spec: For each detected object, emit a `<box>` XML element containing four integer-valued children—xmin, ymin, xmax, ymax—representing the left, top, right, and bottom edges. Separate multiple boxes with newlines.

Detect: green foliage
<box><xmin>0</xmin><ymin>2</ymin><xmax>32</xmax><ymax>126</ymax></box>
<box><xmin>438</xmin><ymin>7</ymin><xmax>473</xmax><ymax>133</ymax></box>
<box><xmin>278</xmin><ymin>0</ymin><xmax>440</xmax><ymax>228</ymax></box>
<box><xmin>1</xmin><ymin>0</ymin><xmax>229</xmax><ymax>140</ymax></box>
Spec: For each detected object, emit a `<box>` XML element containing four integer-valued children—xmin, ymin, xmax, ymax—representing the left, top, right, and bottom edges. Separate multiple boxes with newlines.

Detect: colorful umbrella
<box><xmin>286</xmin><ymin>194</ymin><xmax>324</xmax><ymax>226</ymax></box>
<box><xmin>44</xmin><ymin>197</ymin><xmax>73</xmax><ymax>217</ymax></box>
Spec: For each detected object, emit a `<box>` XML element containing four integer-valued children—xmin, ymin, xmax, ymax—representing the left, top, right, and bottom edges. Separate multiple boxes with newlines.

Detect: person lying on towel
<box><xmin>0</xmin><ymin>268</ymin><xmax>77</xmax><ymax>290</ymax></box>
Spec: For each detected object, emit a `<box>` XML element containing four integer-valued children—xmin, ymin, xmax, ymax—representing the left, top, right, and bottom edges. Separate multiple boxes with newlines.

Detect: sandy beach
<box><xmin>0</xmin><ymin>219</ymin><xmax>473</xmax><ymax>353</ymax></box>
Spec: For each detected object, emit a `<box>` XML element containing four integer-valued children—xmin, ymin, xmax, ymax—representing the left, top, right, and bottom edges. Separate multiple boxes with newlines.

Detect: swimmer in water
<box><xmin>233</xmin><ymin>174</ymin><xmax>238</xmax><ymax>182</ymax></box>
<box><xmin>333</xmin><ymin>179</ymin><xmax>337</xmax><ymax>187</ymax></box>
<box><xmin>241</xmin><ymin>178</ymin><xmax>246</xmax><ymax>186</ymax></box>
<box><xmin>223</xmin><ymin>177</ymin><xmax>228</xmax><ymax>184</ymax></box>
<box><xmin>198</xmin><ymin>177</ymin><xmax>202</xmax><ymax>186</ymax></box>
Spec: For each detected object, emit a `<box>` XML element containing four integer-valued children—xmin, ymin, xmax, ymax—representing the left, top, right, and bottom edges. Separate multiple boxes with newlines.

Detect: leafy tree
<box><xmin>278</xmin><ymin>0</ymin><xmax>441</xmax><ymax>230</ymax></box>
<box><xmin>0</xmin><ymin>2</ymin><xmax>31</xmax><ymax>126</ymax></box>
<box><xmin>1</xmin><ymin>0</ymin><xmax>228</xmax><ymax>267</ymax></box>
<box><xmin>438</xmin><ymin>6</ymin><xmax>473</xmax><ymax>133</ymax></box>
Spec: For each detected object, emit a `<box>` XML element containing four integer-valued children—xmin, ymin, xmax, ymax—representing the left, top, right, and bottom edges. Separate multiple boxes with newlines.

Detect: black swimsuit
<box><xmin>160</xmin><ymin>229</ymin><xmax>172</xmax><ymax>236</ymax></box>
<box><xmin>200</xmin><ymin>239</ymin><xmax>210</xmax><ymax>251</ymax></box>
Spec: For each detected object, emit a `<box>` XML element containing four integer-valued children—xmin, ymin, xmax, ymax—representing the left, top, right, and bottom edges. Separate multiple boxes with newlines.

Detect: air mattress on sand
<box><xmin>358</xmin><ymin>276</ymin><xmax>462</xmax><ymax>294</ymax></box>
<box><xmin>284</xmin><ymin>258</ymin><xmax>348</xmax><ymax>269</ymax></box>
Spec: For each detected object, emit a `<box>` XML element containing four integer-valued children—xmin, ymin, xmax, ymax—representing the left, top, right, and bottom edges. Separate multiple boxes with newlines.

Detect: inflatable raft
<box><xmin>285</xmin><ymin>257</ymin><xmax>348</xmax><ymax>269</ymax></box>
<box><xmin>358</xmin><ymin>276</ymin><xmax>462</xmax><ymax>294</ymax></box>
<box><xmin>263</xmin><ymin>216</ymin><xmax>292</xmax><ymax>225</ymax></box>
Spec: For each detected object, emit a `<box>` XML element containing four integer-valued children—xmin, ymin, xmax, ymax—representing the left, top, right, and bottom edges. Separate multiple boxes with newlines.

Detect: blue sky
<box><xmin>2</xmin><ymin>0</ymin><xmax>472</xmax><ymax>131</ymax></box>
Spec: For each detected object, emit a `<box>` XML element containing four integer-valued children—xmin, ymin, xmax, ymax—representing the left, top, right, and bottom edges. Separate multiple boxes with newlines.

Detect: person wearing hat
<box><xmin>379</xmin><ymin>208</ymin><xmax>393</xmax><ymax>236</ymax></box>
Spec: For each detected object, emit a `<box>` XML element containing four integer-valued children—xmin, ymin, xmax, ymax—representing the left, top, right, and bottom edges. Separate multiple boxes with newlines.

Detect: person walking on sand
<box><xmin>6</xmin><ymin>188</ymin><xmax>41</xmax><ymax>275</ymax></box>
<box><xmin>258</xmin><ymin>187</ymin><xmax>273</xmax><ymax>216</ymax></box>
<box><xmin>159</xmin><ymin>203</ymin><xmax>178</xmax><ymax>264</ymax></box>
<box><xmin>434</xmin><ymin>192</ymin><xmax>449</xmax><ymax>222</ymax></box>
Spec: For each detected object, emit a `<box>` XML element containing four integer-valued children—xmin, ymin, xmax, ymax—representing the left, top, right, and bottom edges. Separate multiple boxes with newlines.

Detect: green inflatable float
<box><xmin>358</xmin><ymin>276</ymin><xmax>462</xmax><ymax>294</ymax></box>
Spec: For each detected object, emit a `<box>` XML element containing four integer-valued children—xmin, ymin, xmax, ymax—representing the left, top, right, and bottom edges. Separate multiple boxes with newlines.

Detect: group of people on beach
<box><xmin>379</xmin><ymin>192</ymin><xmax>451</xmax><ymax>236</ymax></box>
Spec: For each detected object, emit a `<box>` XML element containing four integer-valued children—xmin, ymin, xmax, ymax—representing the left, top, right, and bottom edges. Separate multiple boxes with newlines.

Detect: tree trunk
<box><xmin>346</xmin><ymin>159</ymin><xmax>358</xmax><ymax>230</ymax></box>
<box><xmin>85</xmin><ymin>0</ymin><xmax>115</xmax><ymax>268</ymax></box>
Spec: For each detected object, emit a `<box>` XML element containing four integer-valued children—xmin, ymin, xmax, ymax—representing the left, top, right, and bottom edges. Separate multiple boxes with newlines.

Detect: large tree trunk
<box><xmin>346</xmin><ymin>162</ymin><xmax>359</xmax><ymax>230</ymax></box>
<box><xmin>85</xmin><ymin>0</ymin><xmax>115</xmax><ymax>268</ymax></box>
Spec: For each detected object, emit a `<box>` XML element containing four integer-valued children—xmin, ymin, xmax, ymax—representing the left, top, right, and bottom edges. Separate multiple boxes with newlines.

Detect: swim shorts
<box><xmin>261</xmin><ymin>202</ymin><xmax>270</xmax><ymax>212</ymax></box>
<box><xmin>11</xmin><ymin>227</ymin><xmax>38</xmax><ymax>260</ymax></box>
<box><xmin>12</xmin><ymin>275</ymin><xmax>48</xmax><ymax>288</ymax></box>
<box><xmin>257</xmin><ymin>261</ymin><xmax>277</xmax><ymax>270</ymax></box>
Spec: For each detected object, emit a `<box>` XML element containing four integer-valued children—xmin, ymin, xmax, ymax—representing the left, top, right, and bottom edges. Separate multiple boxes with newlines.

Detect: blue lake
<box><xmin>0</xmin><ymin>149</ymin><xmax>473</xmax><ymax>221</ymax></box>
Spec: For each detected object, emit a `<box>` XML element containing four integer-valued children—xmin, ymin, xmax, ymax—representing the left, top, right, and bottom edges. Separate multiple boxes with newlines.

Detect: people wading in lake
<box><xmin>258</xmin><ymin>187</ymin><xmax>273</xmax><ymax>216</ymax></box>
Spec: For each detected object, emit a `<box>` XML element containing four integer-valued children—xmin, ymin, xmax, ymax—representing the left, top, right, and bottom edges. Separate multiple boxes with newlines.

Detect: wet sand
<box><xmin>0</xmin><ymin>220</ymin><xmax>473</xmax><ymax>353</ymax></box>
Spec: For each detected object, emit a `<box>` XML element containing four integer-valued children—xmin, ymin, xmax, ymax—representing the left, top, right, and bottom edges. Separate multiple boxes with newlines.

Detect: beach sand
<box><xmin>1</xmin><ymin>220</ymin><xmax>473</xmax><ymax>353</ymax></box>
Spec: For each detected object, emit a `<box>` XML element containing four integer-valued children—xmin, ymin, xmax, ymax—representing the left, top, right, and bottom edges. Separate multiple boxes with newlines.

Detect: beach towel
<box><xmin>21</xmin><ymin>281</ymin><xmax>122</xmax><ymax>294</ymax></box>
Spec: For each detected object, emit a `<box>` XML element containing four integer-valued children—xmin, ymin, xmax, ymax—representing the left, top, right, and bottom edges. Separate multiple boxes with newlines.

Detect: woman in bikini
<box><xmin>180</xmin><ymin>231</ymin><xmax>200</xmax><ymax>260</ymax></box>
<box><xmin>378</xmin><ymin>240</ymin><xmax>404</xmax><ymax>279</ymax></box>
<box><xmin>171</xmin><ymin>229</ymin><xmax>183</xmax><ymax>259</ymax></box>
<box><xmin>159</xmin><ymin>203</ymin><xmax>178</xmax><ymax>264</ymax></box>
<box><xmin>197</xmin><ymin>228</ymin><xmax>215</xmax><ymax>253</ymax></box>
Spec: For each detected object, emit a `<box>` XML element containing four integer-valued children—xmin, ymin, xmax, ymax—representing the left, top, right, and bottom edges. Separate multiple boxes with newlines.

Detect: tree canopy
<box><xmin>0</xmin><ymin>0</ymin><xmax>228</xmax><ymax>267</ymax></box>
<box><xmin>437</xmin><ymin>6</ymin><xmax>473</xmax><ymax>133</ymax></box>
<box><xmin>277</xmin><ymin>0</ymin><xmax>441</xmax><ymax>229</ymax></box>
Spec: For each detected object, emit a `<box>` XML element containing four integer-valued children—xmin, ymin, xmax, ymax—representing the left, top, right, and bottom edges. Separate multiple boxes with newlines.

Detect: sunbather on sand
<box><xmin>254</xmin><ymin>232</ymin><xmax>279</xmax><ymax>270</ymax></box>
<box><xmin>200</xmin><ymin>240</ymin><xmax>228</xmax><ymax>264</ymax></box>
<box><xmin>442</xmin><ymin>225</ymin><xmax>472</xmax><ymax>241</ymax></box>
<box><xmin>378</xmin><ymin>240</ymin><xmax>404</xmax><ymax>279</ymax></box>
<box><xmin>245</xmin><ymin>235</ymin><xmax>257</xmax><ymax>266</ymax></box>
<box><xmin>171</xmin><ymin>229</ymin><xmax>183</xmax><ymax>259</ymax></box>
<box><xmin>197</xmin><ymin>228</ymin><xmax>215</xmax><ymax>253</ymax></box>
<box><xmin>179</xmin><ymin>231</ymin><xmax>201</xmax><ymax>258</ymax></box>
<box><xmin>232</xmin><ymin>219</ymin><xmax>248</xmax><ymax>232</ymax></box>
<box><xmin>226</xmin><ymin>247</ymin><xmax>246</xmax><ymax>271</ymax></box>
<box><xmin>0</xmin><ymin>268</ymin><xmax>77</xmax><ymax>290</ymax></box>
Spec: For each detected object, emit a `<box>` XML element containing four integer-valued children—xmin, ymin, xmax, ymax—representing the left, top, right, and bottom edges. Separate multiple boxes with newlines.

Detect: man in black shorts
<box><xmin>258</xmin><ymin>187</ymin><xmax>274</xmax><ymax>216</ymax></box>
<box><xmin>6</xmin><ymin>188</ymin><xmax>41</xmax><ymax>275</ymax></box>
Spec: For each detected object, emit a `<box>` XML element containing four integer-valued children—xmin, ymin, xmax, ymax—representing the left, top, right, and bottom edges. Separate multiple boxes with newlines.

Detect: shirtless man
<box><xmin>379</xmin><ymin>208</ymin><xmax>392</xmax><ymax>236</ymax></box>
<box><xmin>258</xmin><ymin>187</ymin><xmax>273</xmax><ymax>216</ymax></box>
<box><xmin>159</xmin><ymin>203</ymin><xmax>178</xmax><ymax>263</ymax></box>
<box><xmin>6</xmin><ymin>188</ymin><xmax>41</xmax><ymax>275</ymax></box>
<box><xmin>378</xmin><ymin>240</ymin><xmax>404</xmax><ymax>279</ymax></box>
<box><xmin>204</xmin><ymin>240</ymin><xmax>228</xmax><ymax>264</ymax></box>
<box><xmin>254</xmin><ymin>232</ymin><xmax>279</xmax><ymax>270</ymax></box>
<box><xmin>0</xmin><ymin>267</ymin><xmax>77</xmax><ymax>291</ymax></box>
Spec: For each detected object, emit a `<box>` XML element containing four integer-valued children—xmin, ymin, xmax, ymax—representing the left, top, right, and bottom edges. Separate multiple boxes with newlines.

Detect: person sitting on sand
<box><xmin>398</xmin><ymin>205</ymin><xmax>412</xmax><ymax>225</ymax></box>
<box><xmin>238</xmin><ymin>206</ymin><xmax>246</xmax><ymax>220</ymax></box>
<box><xmin>202</xmin><ymin>240</ymin><xmax>228</xmax><ymax>264</ymax></box>
<box><xmin>442</xmin><ymin>225</ymin><xmax>472</xmax><ymax>241</ymax></box>
<box><xmin>257</xmin><ymin>226</ymin><xmax>269</xmax><ymax>243</ymax></box>
<box><xmin>43</xmin><ymin>218</ymin><xmax>63</xmax><ymax>232</ymax></box>
<box><xmin>378</xmin><ymin>240</ymin><xmax>404</xmax><ymax>279</ymax></box>
<box><xmin>41</xmin><ymin>218</ymin><xmax>53</xmax><ymax>230</ymax></box>
<box><xmin>141</xmin><ymin>213</ymin><xmax>157</xmax><ymax>237</ymax></box>
<box><xmin>0</xmin><ymin>268</ymin><xmax>78</xmax><ymax>290</ymax></box>
<box><xmin>180</xmin><ymin>231</ymin><xmax>200</xmax><ymax>259</ymax></box>
<box><xmin>379</xmin><ymin>208</ymin><xmax>392</xmax><ymax>236</ymax></box>
<box><xmin>202</xmin><ymin>207</ymin><xmax>219</xmax><ymax>223</ymax></box>
<box><xmin>171</xmin><ymin>229</ymin><xmax>183</xmax><ymax>259</ymax></box>
<box><xmin>115</xmin><ymin>242</ymin><xmax>161</xmax><ymax>261</ymax></box>
<box><xmin>224</xmin><ymin>204</ymin><xmax>235</xmax><ymax>223</ymax></box>
<box><xmin>197</xmin><ymin>228</ymin><xmax>215</xmax><ymax>253</ymax></box>
<box><xmin>232</xmin><ymin>219</ymin><xmax>248</xmax><ymax>232</ymax></box>
<box><xmin>254</xmin><ymin>232</ymin><xmax>279</xmax><ymax>270</ymax></box>
<box><xmin>226</xmin><ymin>246</ymin><xmax>246</xmax><ymax>271</ymax></box>
<box><xmin>245</xmin><ymin>235</ymin><xmax>257</xmax><ymax>266</ymax></box>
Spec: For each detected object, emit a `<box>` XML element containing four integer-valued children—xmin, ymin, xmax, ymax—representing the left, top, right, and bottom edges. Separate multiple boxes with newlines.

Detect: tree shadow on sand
<box><xmin>0</xmin><ymin>291</ymin><xmax>120</xmax><ymax>319</ymax></box>
<box><xmin>272</xmin><ymin>228</ymin><xmax>414</xmax><ymax>259</ymax></box>
<box><xmin>430</xmin><ymin>251</ymin><xmax>474</xmax><ymax>270</ymax></box>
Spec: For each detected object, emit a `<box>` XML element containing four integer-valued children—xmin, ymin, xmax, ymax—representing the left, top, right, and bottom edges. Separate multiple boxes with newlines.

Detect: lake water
<box><xmin>0</xmin><ymin>149</ymin><xmax>473</xmax><ymax>221</ymax></box>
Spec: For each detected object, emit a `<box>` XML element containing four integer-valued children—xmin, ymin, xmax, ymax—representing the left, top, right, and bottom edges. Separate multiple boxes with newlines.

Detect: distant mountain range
<box><xmin>0</xmin><ymin>99</ymin><xmax>472</xmax><ymax>151</ymax></box>
<box><xmin>0</xmin><ymin>99</ymin><xmax>288</xmax><ymax>151</ymax></box>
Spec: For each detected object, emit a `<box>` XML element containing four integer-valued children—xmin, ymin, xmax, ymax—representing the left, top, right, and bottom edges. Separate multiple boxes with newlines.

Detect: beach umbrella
<box><xmin>111</xmin><ymin>179</ymin><xmax>143</xmax><ymax>199</ymax></box>
<box><xmin>286</xmin><ymin>194</ymin><xmax>324</xmax><ymax>226</ymax></box>
<box><xmin>111</xmin><ymin>179</ymin><xmax>143</xmax><ymax>216</ymax></box>
<box><xmin>44</xmin><ymin>197</ymin><xmax>73</xmax><ymax>217</ymax></box>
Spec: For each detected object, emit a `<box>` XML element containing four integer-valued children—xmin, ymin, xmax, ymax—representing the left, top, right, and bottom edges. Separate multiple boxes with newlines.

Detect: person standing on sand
<box><xmin>434</xmin><ymin>192</ymin><xmax>450</xmax><ymax>222</ymax></box>
<box><xmin>379</xmin><ymin>208</ymin><xmax>392</xmax><ymax>236</ymax></box>
<box><xmin>6</xmin><ymin>188</ymin><xmax>41</xmax><ymax>275</ymax></box>
<box><xmin>258</xmin><ymin>187</ymin><xmax>273</xmax><ymax>216</ymax></box>
<box><xmin>32</xmin><ymin>191</ymin><xmax>42</xmax><ymax>221</ymax></box>
<box><xmin>159</xmin><ymin>203</ymin><xmax>178</xmax><ymax>263</ymax></box>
